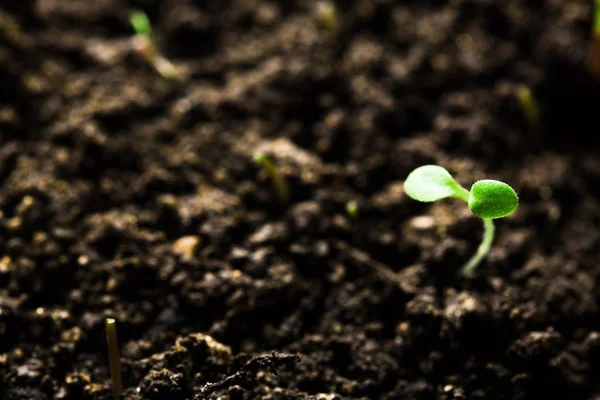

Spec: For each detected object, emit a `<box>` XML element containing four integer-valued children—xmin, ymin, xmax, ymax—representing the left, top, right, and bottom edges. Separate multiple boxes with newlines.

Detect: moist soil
<box><xmin>1</xmin><ymin>0</ymin><xmax>600</xmax><ymax>399</ymax></box>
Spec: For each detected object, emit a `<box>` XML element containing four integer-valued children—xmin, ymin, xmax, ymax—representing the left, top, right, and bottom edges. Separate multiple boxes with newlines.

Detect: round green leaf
<box><xmin>404</xmin><ymin>165</ymin><xmax>465</xmax><ymax>202</ymax></box>
<box><xmin>468</xmin><ymin>180</ymin><xmax>518</xmax><ymax>219</ymax></box>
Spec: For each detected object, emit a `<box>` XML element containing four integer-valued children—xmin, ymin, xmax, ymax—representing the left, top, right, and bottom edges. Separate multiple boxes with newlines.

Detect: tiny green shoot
<box><xmin>130</xmin><ymin>11</ymin><xmax>152</xmax><ymax>37</ymax></box>
<box><xmin>346</xmin><ymin>200</ymin><xmax>359</xmax><ymax>219</ymax></box>
<box><xmin>253</xmin><ymin>152</ymin><xmax>289</xmax><ymax>204</ymax></box>
<box><xmin>129</xmin><ymin>10</ymin><xmax>181</xmax><ymax>81</ymax></box>
<box><xmin>316</xmin><ymin>1</ymin><xmax>341</xmax><ymax>36</ymax></box>
<box><xmin>516</xmin><ymin>85</ymin><xmax>541</xmax><ymax>139</ymax></box>
<box><xmin>105</xmin><ymin>318</ymin><xmax>123</xmax><ymax>399</ymax></box>
<box><xmin>404</xmin><ymin>165</ymin><xmax>518</xmax><ymax>274</ymax></box>
<box><xmin>589</xmin><ymin>0</ymin><xmax>600</xmax><ymax>79</ymax></box>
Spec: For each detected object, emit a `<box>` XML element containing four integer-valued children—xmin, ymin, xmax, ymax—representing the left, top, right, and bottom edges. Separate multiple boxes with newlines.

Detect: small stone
<box><xmin>172</xmin><ymin>236</ymin><xmax>201</xmax><ymax>260</ymax></box>
<box><xmin>409</xmin><ymin>215</ymin><xmax>435</xmax><ymax>230</ymax></box>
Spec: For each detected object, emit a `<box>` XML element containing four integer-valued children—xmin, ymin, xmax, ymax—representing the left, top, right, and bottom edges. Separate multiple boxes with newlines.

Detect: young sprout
<box><xmin>253</xmin><ymin>153</ymin><xmax>290</xmax><ymax>204</ymax></box>
<box><xmin>129</xmin><ymin>10</ymin><xmax>181</xmax><ymax>80</ymax></box>
<box><xmin>516</xmin><ymin>85</ymin><xmax>541</xmax><ymax>138</ymax></box>
<box><xmin>105</xmin><ymin>318</ymin><xmax>123</xmax><ymax>399</ymax></box>
<box><xmin>130</xmin><ymin>10</ymin><xmax>152</xmax><ymax>37</ymax></box>
<box><xmin>404</xmin><ymin>165</ymin><xmax>518</xmax><ymax>274</ymax></box>
<box><xmin>315</xmin><ymin>1</ymin><xmax>341</xmax><ymax>36</ymax></box>
<box><xmin>589</xmin><ymin>0</ymin><xmax>600</xmax><ymax>79</ymax></box>
<box><xmin>346</xmin><ymin>200</ymin><xmax>359</xmax><ymax>219</ymax></box>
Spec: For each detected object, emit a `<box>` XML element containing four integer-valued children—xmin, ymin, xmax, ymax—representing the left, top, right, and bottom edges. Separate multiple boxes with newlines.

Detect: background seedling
<box><xmin>253</xmin><ymin>152</ymin><xmax>290</xmax><ymax>204</ymax></box>
<box><xmin>129</xmin><ymin>10</ymin><xmax>181</xmax><ymax>80</ymax></box>
<box><xmin>516</xmin><ymin>85</ymin><xmax>541</xmax><ymax>142</ymax></box>
<box><xmin>404</xmin><ymin>165</ymin><xmax>518</xmax><ymax>274</ymax></box>
<box><xmin>315</xmin><ymin>1</ymin><xmax>341</xmax><ymax>36</ymax></box>
<box><xmin>130</xmin><ymin>10</ymin><xmax>152</xmax><ymax>37</ymax></box>
<box><xmin>346</xmin><ymin>200</ymin><xmax>359</xmax><ymax>219</ymax></box>
<box><xmin>105</xmin><ymin>318</ymin><xmax>123</xmax><ymax>399</ymax></box>
<box><xmin>589</xmin><ymin>0</ymin><xmax>600</xmax><ymax>79</ymax></box>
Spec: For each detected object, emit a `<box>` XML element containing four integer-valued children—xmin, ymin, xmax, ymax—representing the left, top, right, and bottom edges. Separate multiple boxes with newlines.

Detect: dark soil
<box><xmin>1</xmin><ymin>0</ymin><xmax>600</xmax><ymax>399</ymax></box>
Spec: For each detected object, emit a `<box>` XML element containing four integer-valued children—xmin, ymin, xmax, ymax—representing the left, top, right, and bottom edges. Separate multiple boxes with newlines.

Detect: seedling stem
<box><xmin>462</xmin><ymin>217</ymin><xmax>494</xmax><ymax>274</ymax></box>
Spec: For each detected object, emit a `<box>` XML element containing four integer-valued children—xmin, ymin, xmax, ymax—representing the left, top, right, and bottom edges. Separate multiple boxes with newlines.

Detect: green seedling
<box><xmin>315</xmin><ymin>1</ymin><xmax>341</xmax><ymax>36</ymax></box>
<box><xmin>130</xmin><ymin>10</ymin><xmax>152</xmax><ymax>37</ymax></box>
<box><xmin>105</xmin><ymin>318</ymin><xmax>123</xmax><ymax>399</ymax></box>
<box><xmin>346</xmin><ymin>200</ymin><xmax>359</xmax><ymax>219</ymax></box>
<box><xmin>589</xmin><ymin>0</ymin><xmax>600</xmax><ymax>79</ymax></box>
<box><xmin>404</xmin><ymin>165</ymin><xmax>518</xmax><ymax>274</ymax></box>
<box><xmin>253</xmin><ymin>152</ymin><xmax>289</xmax><ymax>204</ymax></box>
<box><xmin>516</xmin><ymin>85</ymin><xmax>541</xmax><ymax>139</ymax></box>
<box><xmin>129</xmin><ymin>10</ymin><xmax>181</xmax><ymax>80</ymax></box>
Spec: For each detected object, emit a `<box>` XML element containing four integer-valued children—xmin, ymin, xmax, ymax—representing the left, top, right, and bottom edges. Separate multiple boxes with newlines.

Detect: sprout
<box><xmin>253</xmin><ymin>153</ymin><xmax>289</xmax><ymax>204</ymax></box>
<box><xmin>130</xmin><ymin>11</ymin><xmax>152</xmax><ymax>37</ymax></box>
<box><xmin>105</xmin><ymin>318</ymin><xmax>123</xmax><ymax>399</ymax></box>
<box><xmin>129</xmin><ymin>10</ymin><xmax>181</xmax><ymax>80</ymax></box>
<box><xmin>516</xmin><ymin>85</ymin><xmax>541</xmax><ymax>139</ymax></box>
<box><xmin>404</xmin><ymin>165</ymin><xmax>518</xmax><ymax>274</ymax></box>
<box><xmin>346</xmin><ymin>200</ymin><xmax>359</xmax><ymax>219</ymax></box>
<box><xmin>315</xmin><ymin>1</ymin><xmax>341</xmax><ymax>36</ymax></box>
<box><xmin>589</xmin><ymin>0</ymin><xmax>600</xmax><ymax>79</ymax></box>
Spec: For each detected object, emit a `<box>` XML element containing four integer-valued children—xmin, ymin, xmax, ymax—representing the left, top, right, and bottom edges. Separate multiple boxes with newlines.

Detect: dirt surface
<box><xmin>1</xmin><ymin>0</ymin><xmax>600</xmax><ymax>399</ymax></box>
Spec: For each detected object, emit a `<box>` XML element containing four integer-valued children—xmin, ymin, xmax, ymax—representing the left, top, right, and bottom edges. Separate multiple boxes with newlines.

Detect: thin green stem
<box><xmin>595</xmin><ymin>0</ymin><xmax>600</xmax><ymax>34</ymax></box>
<box><xmin>462</xmin><ymin>218</ymin><xmax>495</xmax><ymax>274</ymax></box>
<box><xmin>590</xmin><ymin>0</ymin><xmax>600</xmax><ymax>78</ymax></box>
<box><xmin>517</xmin><ymin>86</ymin><xmax>541</xmax><ymax>132</ymax></box>
<box><xmin>105</xmin><ymin>318</ymin><xmax>123</xmax><ymax>399</ymax></box>
<box><xmin>452</xmin><ymin>184</ymin><xmax>470</xmax><ymax>203</ymax></box>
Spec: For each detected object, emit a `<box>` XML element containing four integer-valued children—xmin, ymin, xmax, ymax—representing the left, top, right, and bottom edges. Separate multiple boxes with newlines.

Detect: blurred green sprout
<box><xmin>130</xmin><ymin>10</ymin><xmax>152</xmax><ymax>37</ymax></box>
<box><xmin>316</xmin><ymin>1</ymin><xmax>341</xmax><ymax>36</ymax></box>
<box><xmin>253</xmin><ymin>153</ymin><xmax>289</xmax><ymax>204</ymax></box>
<box><xmin>589</xmin><ymin>0</ymin><xmax>600</xmax><ymax>79</ymax></box>
<box><xmin>129</xmin><ymin>10</ymin><xmax>181</xmax><ymax>80</ymax></box>
<box><xmin>516</xmin><ymin>85</ymin><xmax>541</xmax><ymax>140</ymax></box>
<box><xmin>346</xmin><ymin>200</ymin><xmax>359</xmax><ymax>219</ymax></box>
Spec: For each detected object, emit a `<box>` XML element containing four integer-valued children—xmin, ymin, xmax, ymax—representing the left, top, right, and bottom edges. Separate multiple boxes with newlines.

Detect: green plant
<box><xmin>404</xmin><ymin>165</ymin><xmax>518</xmax><ymax>274</ymax></box>
<box><xmin>315</xmin><ymin>1</ymin><xmax>341</xmax><ymax>36</ymax></box>
<box><xmin>346</xmin><ymin>200</ymin><xmax>359</xmax><ymax>219</ymax></box>
<box><xmin>253</xmin><ymin>153</ymin><xmax>289</xmax><ymax>204</ymax></box>
<box><xmin>105</xmin><ymin>318</ymin><xmax>123</xmax><ymax>399</ymax></box>
<box><xmin>516</xmin><ymin>85</ymin><xmax>541</xmax><ymax>138</ymax></box>
<box><xmin>130</xmin><ymin>10</ymin><xmax>152</xmax><ymax>37</ymax></box>
<box><xmin>590</xmin><ymin>0</ymin><xmax>600</xmax><ymax>78</ymax></box>
<box><xmin>129</xmin><ymin>10</ymin><xmax>181</xmax><ymax>80</ymax></box>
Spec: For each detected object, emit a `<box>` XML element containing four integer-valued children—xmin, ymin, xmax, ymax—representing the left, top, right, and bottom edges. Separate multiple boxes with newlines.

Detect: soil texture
<box><xmin>1</xmin><ymin>0</ymin><xmax>600</xmax><ymax>399</ymax></box>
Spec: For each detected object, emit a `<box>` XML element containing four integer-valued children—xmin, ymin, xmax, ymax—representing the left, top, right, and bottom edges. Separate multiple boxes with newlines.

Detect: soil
<box><xmin>1</xmin><ymin>0</ymin><xmax>600</xmax><ymax>399</ymax></box>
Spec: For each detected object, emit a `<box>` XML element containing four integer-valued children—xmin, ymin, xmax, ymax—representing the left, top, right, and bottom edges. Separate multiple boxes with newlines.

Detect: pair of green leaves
<box><xmin>404</xmin><ymin>165</ymin><xmax>518</xmax><ymax>219</ymax></box>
